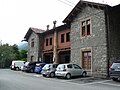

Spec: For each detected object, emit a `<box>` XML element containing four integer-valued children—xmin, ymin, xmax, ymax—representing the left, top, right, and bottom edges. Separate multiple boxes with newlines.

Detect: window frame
<box><xmin>66</xmin><ymin>32</ymin><xmax>70</xmax><ymax>42</ymax></box>
<box><xmin>81</xmin><ymin>49</ymin><xmax>92</xmax><ymax>69</ymax></box>
<box><xmin>49</xmin><ymin>37</ymin><xmax>52</xmax><ymax>45</ymax></box>
<box><xmin>61</xmin><ymin>34</ymin><xmax>65</xmax><ymax>43</ymax></box>
<box><xmin>46</xmin><ymin>38</ymin><xmax>48</xmax><ymax>46</ymax></box>
<box><xmin>80</xmin><ymin>17</ymin><xmax>92</xmax><ymax>37</ymax></box>
<box><xmin>31</xmin><ymin>38</ymin><xmax>34</xmax><ymax>47</ymax></box>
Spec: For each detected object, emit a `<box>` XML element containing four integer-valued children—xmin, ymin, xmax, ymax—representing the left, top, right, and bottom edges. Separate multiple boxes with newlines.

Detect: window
<box><xmin>46</xmin><ymin>39</ymin><xmax>48</xmax><ymax>46</ymax></box>
<box><xmin>66</xmin><ymin>32</ymin><xmax>70</xmax><ymax>42</ymax></box>
<box><xmin>49</xmin><ymin>37</ymin><xmax>52</xmax><ymax>45</ymax></box>
<box><xmin>31</xmin><ymin>39</ymin><xmax>34</xmax><ymax>47</ymax></box>
<box><xmin>61</xmin><ymin>34</ymin><xmax>65</xmax><ymax>43</ymax></box>
<box><xmin>73</xmin><ymin>64</ymin><xmax>81</xmax><ymax>69</ymax></box>
<box><xmin>67</xmin><ymin>64</ymin><xmax>73</xmax><ymax>68</ymax></box>
<box><xmin>81</xmin><ymin>18</ymin><xmax>91</xmax><ymax>37</ymax></box>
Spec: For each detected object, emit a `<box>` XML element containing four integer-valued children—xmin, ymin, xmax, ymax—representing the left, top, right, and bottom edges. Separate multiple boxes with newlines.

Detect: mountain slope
<box><xmin>17</xmin><ymin>42</ymin><xmax>28</xmax><ymax>50</ymax></box>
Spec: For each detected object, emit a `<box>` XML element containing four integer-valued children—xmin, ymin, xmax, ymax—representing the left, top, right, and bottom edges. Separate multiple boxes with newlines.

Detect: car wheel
<box><xmin>82</xmin><ymin>72</ymin><xmax>87</xmax><ymax>77</ymax></box>
<box><xmin>112</xmin><ymin>77</ymin><xmax>118</xmax><ymax>81</ymax></box>
<box><xmin>42</xmin><ymin>74</ymin><xmax>46</xmax><ymax>77</ymax></box>
<box><xmin>66</xmin><ymin>73</ymin><xmax>71</xmax><ymax>79</ymax></box>
<box><xmin>50</xmin><ymin>72</ymin><xmax>55</xmax><ymax>78</ymax></box>
<box><xmin>16</xmin><ymin>67</ymin><xmax>19</xmax><ymax>71</ymax></box>
<box><xmin>30</xmin><ymin>69</ymin><xmax>34</xmax><ymax>73</ymax></box>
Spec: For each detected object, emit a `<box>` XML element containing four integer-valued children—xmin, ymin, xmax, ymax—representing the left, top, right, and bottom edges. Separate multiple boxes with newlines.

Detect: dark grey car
<box><xmin>109</xmin><ymin>61</ymin><xmax>120</xmax><ymax>81</ymax></box>
<box><xmin>41</xmin><ymin>64</ymin><xmax>59</xmax><ymax>78</ymax></box>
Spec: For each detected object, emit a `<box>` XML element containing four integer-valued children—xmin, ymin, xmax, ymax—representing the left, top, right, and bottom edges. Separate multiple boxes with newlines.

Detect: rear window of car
<box><xmin>57</xmin><ymin>65</ymin><xmax>65</xmax><ymax>69</ymax></box>
<box><xmin>29</xmin><ymin>62</ymin><xmax>35</xmax><ymax>65</ymax></box>
<box><xmin>111</xmin><ymin>63</ymin><xmax>120</xmax><ymax>69</ymax></box>
<box><xmin>25</xmin><ymin>62</ymin><xmax>29</xmax><ymax>66</ymax></box>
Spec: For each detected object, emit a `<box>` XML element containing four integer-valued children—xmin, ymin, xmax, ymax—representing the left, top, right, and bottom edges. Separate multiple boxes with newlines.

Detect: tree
<box><xmin>0</xmin><ymin>44</ymin><xmax>16</xmax><ymax>68</ymax></box>
<box><xmin>12</xmin><ymin>44</ymin><xmax>21</xmax><ymax>60</ymax></box>
<box><xmin>0</xmin><ymin>43</ymin><xmax>28</xmax><ymax>68</ymax></box>
<box><xmin>19</xmin><ymin>49</ymin><xmax>27</xmax><ymax>61</ymax></box>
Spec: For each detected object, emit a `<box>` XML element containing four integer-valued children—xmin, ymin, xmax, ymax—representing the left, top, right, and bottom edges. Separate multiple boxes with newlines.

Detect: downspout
<box><xmin>53</xmin><ymin>21</ymin><xmax>58</xmax><ymax>64</ymax></box>
<box><xmin>37</xmin><ymin>33</ymin><xmax>40</xmax><ymax>62</ymax></box>
<box><xmin>105</xmin><ymin>6</ymin><xmax>110</xmax><ymax>77</ymax></box>
<box><xmin>38</xmin><ymin>33</ymin><xmax>43</xmax><ymax>62</ymax></box>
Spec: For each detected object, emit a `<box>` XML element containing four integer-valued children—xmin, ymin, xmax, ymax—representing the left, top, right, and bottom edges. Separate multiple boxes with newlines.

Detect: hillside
<box><xmin>17</xmin><ymin>42</ymin><xmax>28</xmax><ymax>50</ymax></box>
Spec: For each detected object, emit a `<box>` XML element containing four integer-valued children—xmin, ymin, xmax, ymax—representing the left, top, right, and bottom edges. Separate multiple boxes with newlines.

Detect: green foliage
<box><xmin>0</xmin><ymin>43</ymin><xmax>27</xmax><ymax>68</ymax></box>
<box><xmin>19</xmin><ymin>49</ymin><xmax>27</xmax><ymax>62</ymax></box>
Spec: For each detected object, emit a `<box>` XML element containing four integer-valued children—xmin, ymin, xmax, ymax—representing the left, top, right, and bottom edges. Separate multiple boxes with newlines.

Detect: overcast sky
<box><xmin>0</xmin><ymin>0</ymin><xmax>120</xmax><ymax>45</ymax></box>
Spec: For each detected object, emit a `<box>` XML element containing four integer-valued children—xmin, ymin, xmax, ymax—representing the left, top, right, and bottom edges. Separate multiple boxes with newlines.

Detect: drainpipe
<box><xmin>38</xmin><ymin>34</ymin><xmax>43</xmax><ymax>62</ymax></box>
<box><xmin>105</xmin><ymin>6</ymin><xmax>110</xmax><ymax>77</ymax></box>
<box><xmin>53</xmin><ymin>21</ymin><xmax>58</xmax><ymax>64</ymax></box>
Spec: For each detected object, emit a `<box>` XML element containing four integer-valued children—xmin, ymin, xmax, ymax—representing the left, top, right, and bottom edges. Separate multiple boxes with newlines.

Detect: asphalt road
<box><xmin>0</xmin><ymin>69</ymin><xmax>120</xmax><ymax>90</ymax></box>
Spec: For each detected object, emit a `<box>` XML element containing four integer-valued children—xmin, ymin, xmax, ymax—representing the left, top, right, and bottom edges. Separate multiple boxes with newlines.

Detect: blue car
<box><xmin>34</xmin><ymin>63</ymin><xmax>46</xmax><ymax>73</ymax></box>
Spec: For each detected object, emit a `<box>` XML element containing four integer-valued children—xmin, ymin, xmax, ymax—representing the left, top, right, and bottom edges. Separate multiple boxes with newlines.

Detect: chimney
<box><xmin>46</xmin><ymin>25</ymin><xmax>49</xmax><ymax>30</ymax></box>
<box><xmin>53</xmin><ymin>20</ymin><xmax>57</xmax><ymax>28</ymax></box>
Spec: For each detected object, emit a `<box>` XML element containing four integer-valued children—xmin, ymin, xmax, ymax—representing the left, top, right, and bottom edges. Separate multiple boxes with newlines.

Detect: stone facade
<box><xmin>63</xmin><ymin>1</ymin><xmax>120</xmax><ymax>77</ymax></box>
<box><xmin>27</xmin><ymin>32</ymin><xmax>39</xmax><ymax>62</ymax></box>
<box><xmin>24</xmin><ymin>28</ymin><xmax>44</xmax><ymax>62</ymax></box>
<box><xmin>70</xmin><ymin>6</ymin><xmax>108</xmax><ymax>77</ymax></box>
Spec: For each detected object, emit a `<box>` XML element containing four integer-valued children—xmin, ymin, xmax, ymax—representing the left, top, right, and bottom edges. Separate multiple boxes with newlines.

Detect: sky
<box><xmin>0</xmin><ymin>0</ymin><xmax>120</xmax><ymax>45</ymax></box>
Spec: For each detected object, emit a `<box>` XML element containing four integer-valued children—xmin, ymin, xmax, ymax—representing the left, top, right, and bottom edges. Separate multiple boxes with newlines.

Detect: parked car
<box><xmin>109</xmin><ymin>60</ymin><xmax>120</xmax><ymax>81</ymax></box>
<box><xmin>23</xmin><ymin>61</ymin><xmax>41</xmax><ymax>73</ymax></box>
<box><xmin>34</xmin><ymin>63</ymin><xmax>46</xmax><ymax>73</ymax></box>
<box><xmin>55</xmin><ymin>63</ymin><xmax>87</xmax><ymax>79</ymax></box>
<box><xmin>41</xmin><ymin>64</ymin><xmax>59</xmax><ymax>78</ymax></box>
<box><xmin>10</xmin><ymin>60</ymin><xmax>25</xmax><ymax>70</ymax></box>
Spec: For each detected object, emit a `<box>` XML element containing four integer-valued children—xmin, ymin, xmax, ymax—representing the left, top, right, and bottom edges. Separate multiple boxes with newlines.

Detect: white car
<box><xmin>11</xmin><ymin>60</ymin><xmax>25</xmax><ymax>70</ymax></box>
<box><xmin>55</xmin><ymin>63</ymin><xmax>87</xmax><ymax>79</ymax></box>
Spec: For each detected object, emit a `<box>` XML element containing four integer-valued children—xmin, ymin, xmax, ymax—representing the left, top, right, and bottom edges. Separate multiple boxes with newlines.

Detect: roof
<box><xmin>63</xmin><ymin>0</ymin><xmax>110</xmax><ymax>24</ymax></box>
<box><xmin>30</xmin><ymin>27</ymin><xmax>45</xmax><ymax>33</ymax></box>
<box><xmin>24</xmin><ymin>24</ymin><xmax>70</xmax><ymax>41</ymax></box>
<box><xmin>24</xmin><ymin>27</ymin><xmax>45</xmax><ymax>41</ymax></box>
<box><xmin>43</xmin><ymin>24</ymin><xmax>70</xmax><ymax>35</ymax></box>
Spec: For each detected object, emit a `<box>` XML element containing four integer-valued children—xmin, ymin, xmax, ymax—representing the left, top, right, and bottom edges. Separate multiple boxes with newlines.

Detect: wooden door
<box><xmin>82</xmin><ymin>51</ymin><xmax>91</xmax><ymax>69</ymax></box>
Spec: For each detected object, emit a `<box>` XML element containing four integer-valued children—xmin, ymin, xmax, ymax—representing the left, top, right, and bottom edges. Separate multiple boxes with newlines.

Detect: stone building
<box><xmin>24</xmin><ymin>27</ymin><xmax>45</xmax><ymax>62</ymax></box>
<box><xmin>24</xmin><ymin>24</ymin><xmax>70</xmax><ymax>64</ymax></box>
<box><xmin>63</xmin><ymin>1</ymin><xmax>120</xmax><ymax>77</ymax></box>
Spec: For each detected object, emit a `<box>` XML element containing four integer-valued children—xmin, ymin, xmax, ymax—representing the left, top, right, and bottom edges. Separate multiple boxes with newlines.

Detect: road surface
<box><xmin>0</xmin><ymin>69</ymin><xmax>120</xmax><ymax>90</ymax></box>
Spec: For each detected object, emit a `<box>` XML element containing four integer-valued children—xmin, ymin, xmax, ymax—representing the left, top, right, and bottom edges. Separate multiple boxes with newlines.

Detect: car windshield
<box><xmin>111</xmin><ymin>63</ymin><xmax>120</xmax><ymax>69</ymax></box>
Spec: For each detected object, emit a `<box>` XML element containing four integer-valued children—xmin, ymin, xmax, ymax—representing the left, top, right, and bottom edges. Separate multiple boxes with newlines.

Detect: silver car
<box><xmin>55</xmin><ymin>63</ymin><xmax>87</xmax><ymax>79</ymax></box>
<box><xmin>41</xmin><ymin>64</ymin><xmax>59</xmax><ymax>78</ymax></box>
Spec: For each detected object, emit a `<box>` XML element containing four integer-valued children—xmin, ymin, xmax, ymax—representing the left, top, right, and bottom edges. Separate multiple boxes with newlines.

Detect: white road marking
<box><xmin>99</xmin><ymin>82</ymin><xmax>120</xmax><ymax>87</ymax></box>
<box><xmin>81</xmin><ymin>79</ymin><xmax>120</xmax><ymax>87</ymax></box>
<box><xmin>21</xmin><ymin>71</ymin><xmax>120</xmax><ymax>87</ymax></box>
<box><xmin>81</xmin><ymin>80</ymin><xmax>111</xmax><ymax>85</ymax></box>
<box><xmin>34</xmin><ymin>75</ymin><xmax>41</xmax><ymax>77</ymax></box>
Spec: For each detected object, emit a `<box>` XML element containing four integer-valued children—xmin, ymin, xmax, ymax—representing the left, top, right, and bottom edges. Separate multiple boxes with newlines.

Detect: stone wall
<box><xmin>70</xmin><ymin>6</ymin><xmax>108</xmax><ymax>77</ymax></box>
<box><xmin>27</xmin><ymin>32</ymin><xmax>39</xmax><ymax>62</ymax></box>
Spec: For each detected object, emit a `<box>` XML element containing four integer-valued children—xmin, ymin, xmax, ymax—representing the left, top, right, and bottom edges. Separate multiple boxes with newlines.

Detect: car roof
<box><xmin>45</xmin><ymin>63</ymin><xmax>58</xmax><ymax>65</ymax></box>
<box><xmin>58</xmin><ymin>63</ymin><xmax>74</xmax><ymax>65</ymax></box>
<box><xmin>113</xmin><ymin>60</ymin><xmax>120</xmax><ymax>63</ymax></box>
